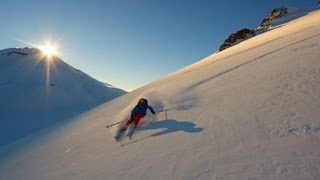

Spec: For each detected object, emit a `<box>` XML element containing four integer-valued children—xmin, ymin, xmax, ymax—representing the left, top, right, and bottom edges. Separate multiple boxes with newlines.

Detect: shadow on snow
<box><xmin>139</xmin><ymin>119</ymin><xmax>203</xmax><ymax>137</ymax></box>
<box><xmin>120</xmin><ymin>119</ymin><xmax>203</xmax><ymax>147</ymax></box>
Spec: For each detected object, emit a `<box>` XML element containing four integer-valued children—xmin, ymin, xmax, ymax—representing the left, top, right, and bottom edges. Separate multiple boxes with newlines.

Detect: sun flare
<box><xmin>12</xmin><ymin>35</ymin><xmax>63</xmax><ymax>90</ymax></box>
<box><xmin>40</xmin><ymin>44</ymin><xmax>57</xmax><ymax>57</ymax></box>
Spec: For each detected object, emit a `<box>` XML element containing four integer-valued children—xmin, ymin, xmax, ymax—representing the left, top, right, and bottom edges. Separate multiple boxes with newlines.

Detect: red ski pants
<box><xmin>126</xmin><ymin>114</ymin><xmax>145</xmax><ymax>127</ymax></box>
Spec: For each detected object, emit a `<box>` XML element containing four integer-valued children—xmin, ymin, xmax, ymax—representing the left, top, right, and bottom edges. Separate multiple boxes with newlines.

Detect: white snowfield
<box><xmin>1</xmin><ymin>7</ymin><xmax>320</xmax><ymax>180</ymax></box>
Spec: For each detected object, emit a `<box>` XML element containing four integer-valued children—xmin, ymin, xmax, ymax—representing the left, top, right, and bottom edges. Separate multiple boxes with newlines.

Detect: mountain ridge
<box><xmin>0</xmin><ymin>47</ymin><xmax>126</xmax><ymax>146</ymax></box>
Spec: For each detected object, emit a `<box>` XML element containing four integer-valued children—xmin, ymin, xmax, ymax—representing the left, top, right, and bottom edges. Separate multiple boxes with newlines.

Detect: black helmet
<box><xmin>138</xmin><ymin>98</ymin><xmax>148</xmax><ymax>104</ymax></box>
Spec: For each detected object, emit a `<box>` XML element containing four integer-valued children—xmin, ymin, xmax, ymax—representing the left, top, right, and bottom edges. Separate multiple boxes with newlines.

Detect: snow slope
<box><xmin>0</xmin><ymin>48</ymin><xmax>126</xmax><ymax>146</ymax></box>
<box><xmin>1</xmin><ymin>8</ymin><xmax>320</xmax><ymax>180</ymax></box>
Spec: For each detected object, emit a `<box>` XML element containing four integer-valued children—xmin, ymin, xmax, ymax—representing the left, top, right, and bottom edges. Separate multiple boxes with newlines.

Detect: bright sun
<box><xmin>12</xmin><ymin>35</ymin><xmax>61</xmax><ymax>59</ymax></box>
<box><xmin>40</xmin><ymin>44</ymin><xmax>57</xmax><ymax>57</ymax></box>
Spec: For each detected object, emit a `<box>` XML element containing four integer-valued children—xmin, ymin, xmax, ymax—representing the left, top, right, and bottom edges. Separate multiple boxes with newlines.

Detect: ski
<box><xmin>126</xmin><ymin>125</ymin><xmax>136</xmax><ymax>139</ymax></box>
<box><xmin>114</xmin><ymin>127</ymin><xmax>127</xmax><ymax>141</ymax></box>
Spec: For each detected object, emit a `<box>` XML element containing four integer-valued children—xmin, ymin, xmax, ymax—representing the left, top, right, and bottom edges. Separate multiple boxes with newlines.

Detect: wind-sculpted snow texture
<box><xmin>0</xmin><ymin>7</ymin><xmax>320</xmax><ymax>180</ymax></box>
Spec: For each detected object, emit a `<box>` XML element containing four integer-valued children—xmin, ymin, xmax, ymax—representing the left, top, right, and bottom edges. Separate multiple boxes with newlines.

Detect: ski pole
<box><xmin>157</xmin><ymin>108</ymin><xmax>171</xmax><ymax>113</ymax></box>
<box><xmin>156</xmin><ymin>108</ymin><xmax>170</xmax><ymax>120</ymax></box>
<box><xmin>106</xmin><ymin>120</ymin><xmax>126</xmax><ymax>128</ymax></box>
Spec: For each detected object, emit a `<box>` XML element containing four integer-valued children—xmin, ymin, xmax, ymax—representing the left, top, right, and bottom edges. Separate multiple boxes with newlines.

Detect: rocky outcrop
<box><xmin>219</xmin><ymin>28</ymin><xmax>255</xmax><ymax>52</ymax></box>
<box><xmin>257</xmin><ymin>7</ymin><xmax>288</xmax><ymax>30</ymax></box>
<box><xmin>218</xmin><ymin>7</ymin><xmax>289</xmax><ymax>52</ymax></box>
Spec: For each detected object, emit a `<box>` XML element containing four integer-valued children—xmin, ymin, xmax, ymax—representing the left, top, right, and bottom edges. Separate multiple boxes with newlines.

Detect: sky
<box><xmin>0</xmin><ymin>0</ymin><xmax>317</xmax><ymax>91</ymax></box>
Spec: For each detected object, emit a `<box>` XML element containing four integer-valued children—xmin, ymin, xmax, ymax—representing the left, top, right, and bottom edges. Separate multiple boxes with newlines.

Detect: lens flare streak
<box><xmin>12</xmin><ymin>36</ymin><xmax>61</xmax><ymax>96</ymax></box>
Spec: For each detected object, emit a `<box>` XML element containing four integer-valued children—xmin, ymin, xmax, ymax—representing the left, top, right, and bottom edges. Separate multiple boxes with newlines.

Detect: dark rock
<box><xmin>218</xmin><ymin>7</ymin><xmax>291</xmax><ymax>52</ymax></box>
<box><xmin>219</xmin><ymin>28</ymin><xmax>255</xmax><ymax>51</ymax></box>
<box><xmin>257</xmin><ymin>7</ymin><xmax>288</xmax><ymax>30</ymax></box>
<box><xmin>6</xmin><ymin>51</ymin><xmax>28</xmax><ymax>56</ymax></box>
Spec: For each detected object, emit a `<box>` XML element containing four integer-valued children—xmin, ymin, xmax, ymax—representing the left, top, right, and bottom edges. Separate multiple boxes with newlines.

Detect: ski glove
<box><xmin>151</xmin><ymin>109</ymin><xmax>156</xmax><ymax>115</ymax></box>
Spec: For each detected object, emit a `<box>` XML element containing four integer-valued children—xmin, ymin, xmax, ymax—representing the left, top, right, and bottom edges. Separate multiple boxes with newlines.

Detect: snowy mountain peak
<box><xmin>0</xmin><ymin>47</ymin><xmax>126</xmax><ymax>146</ymax></box>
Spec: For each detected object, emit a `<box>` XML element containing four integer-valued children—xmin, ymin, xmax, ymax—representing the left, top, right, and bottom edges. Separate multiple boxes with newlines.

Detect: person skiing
<box><xmin>125</xmin><ymin>98</ymin><xmax>156</xmax><ymax>128</ymax></box>
<box><xmin>114</xmin><ymin>98</ymin><xmax>156</xmax><ymax>140</ymax></box>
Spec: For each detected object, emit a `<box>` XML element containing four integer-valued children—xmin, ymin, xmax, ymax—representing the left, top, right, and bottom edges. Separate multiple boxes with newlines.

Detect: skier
<box><xmin>114</xmin><ymin>98</ymin><xmax>155</xmax><ymax>140</ymax></box>
<box><xmin>126</xmin><ymin>98</ymin><xmax>156</xmax><ymax>127</ymax></box>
